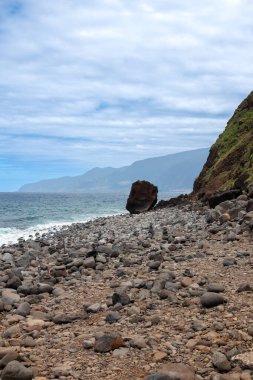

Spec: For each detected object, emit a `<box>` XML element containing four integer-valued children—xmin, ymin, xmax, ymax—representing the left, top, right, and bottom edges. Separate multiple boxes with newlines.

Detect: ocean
<box><xmin>0</xmin><ymin>191</ymin><xmax>188</xmax><ymax>246</ymax></box>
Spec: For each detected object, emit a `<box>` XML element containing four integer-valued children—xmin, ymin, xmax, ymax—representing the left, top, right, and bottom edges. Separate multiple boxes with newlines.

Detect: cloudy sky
<box><xmin>1</xmin><ymin>0</ymin><xmax>253</xmax><ymax>190</ymax></box>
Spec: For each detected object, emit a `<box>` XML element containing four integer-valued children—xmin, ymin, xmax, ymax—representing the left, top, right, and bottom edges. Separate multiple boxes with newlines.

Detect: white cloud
<box><xmin>0</xmin><ymin>0</ymin><xmax>253</xmax><ymax>171</ymax></box>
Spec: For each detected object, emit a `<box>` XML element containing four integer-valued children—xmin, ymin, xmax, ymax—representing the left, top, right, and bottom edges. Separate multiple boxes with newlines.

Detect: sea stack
<box><xmin>126</xmin><ymin>180</ymin><xmax>158</xmax><ymax>214</ymax></box>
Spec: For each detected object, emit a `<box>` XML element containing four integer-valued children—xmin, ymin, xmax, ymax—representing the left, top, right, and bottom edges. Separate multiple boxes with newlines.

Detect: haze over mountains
<box><xmin>19</xmin><ymin>148</ymin><xmax>209</xmax><ymax>193</ymax></box>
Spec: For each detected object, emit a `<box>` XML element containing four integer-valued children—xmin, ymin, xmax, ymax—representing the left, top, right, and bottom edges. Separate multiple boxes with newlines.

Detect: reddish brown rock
<box><xmin>126</xmin><ymin>180</ymin><xmax>158</xmax><ymax>214</ymax></box>
<box><xmin>94</xmin><ymin>333</ymin><xmax>124</xmax><ymax>353</ymax></box>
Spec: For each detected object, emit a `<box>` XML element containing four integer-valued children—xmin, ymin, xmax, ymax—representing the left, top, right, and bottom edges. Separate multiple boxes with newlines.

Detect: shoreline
<box><xmin>0</xmin><ymin>211</ymin><xmax>128</xmax><ymax>248</ymax></box>
<box><xmin>0</xmin><ymin>190</ymin><xmax>189</xmax><ymax>247</ymax></box>
<box><xmin>0</xmin><ymin>202</ymin><xmax>253</xmax><ymax>379</ymax></box>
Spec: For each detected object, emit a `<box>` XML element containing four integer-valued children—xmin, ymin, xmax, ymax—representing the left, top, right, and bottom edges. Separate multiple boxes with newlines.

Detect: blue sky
<box><xmin>1</xmin><ymin>0</ymin><xmax>253</xmax><ymax>191</ymax></box>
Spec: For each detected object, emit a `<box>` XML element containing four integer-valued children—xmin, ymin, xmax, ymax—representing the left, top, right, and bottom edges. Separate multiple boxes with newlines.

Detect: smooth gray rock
<box><xmin>2</xmin><ymin>289</ymin><xmax>20</xmax><ymax>305</ymax></box>
<box><xmin>112</xmin><ymin>291</ymin><xmax>131</xmax><ymax>306</ymax></box>
<box><xmin>223</xmin><ymin>258</ymin><xmax>237</xmax><ymax>266</ymax></box>
<box><xmin>52</xmin><ymin>312</ymin><xmax>82</xmax><ymax>324</ymax></box>
<box><xmin>83</xmin><ymin>256</ymin><xmax>96</xmax><ymax>269</ymax></box>
<box><xmin>144</xmin><ymin>363</ymin><xmax>195</xmax><ymax>380</ymax></box>
<box><xmin>200</xmin><ymin>292</ymin><xmax>225</xmax><ymax>308</ymax></box>
<box><xmin>207</xmin><ymin>283</ymin><xmax>225</xmax><ymax>293</ymax></box>
<box><xmin>237</xmin><ymin>283</ymin><xmax>253</xmax><ymax>292</ymax></box>
<box><xmin>2</xmin><ymin>253</ymin><xmax>14</xmax><ymax>264</ymax></box>
<box><xmin>16</xmin><ymin>302</ymin><xmax>31</xmax><ymax>317</ymax></box>
<box><xmin>1</xmin><ymin>360</ymin><xmax>34</xmax><ymax>380</ymax></box>
<box><xmin>6</xmin><ymin>276</ymin><xmax>22</xmax><ymax>290</ymax></box>
<box><xmin>105</xmin><ymin>311</ymin><xmax>121</xmax><ymax>324</ymax></box>
<box><xmin>2</xmin><ymin>326</ymin><xmax>20</xmax><ymax>339</ymax></box>
<box><xmin>87</xmin><ymin>303</ymin><xmax>101</xmax><ymax>313</ymax></box>
<box><xmin>0</xmin><ymin>352</ymin><xmax>20</xmax><ymax>369</ymax></box>
<box><xmin>212</xmin><ymin>351</ymin><xmax>231</xmax><ymax>372</ymax></box>
<box><xmin>17</xmin><ymin>283</ymin><xmax>53</xmax><ymax>295</ymax></box>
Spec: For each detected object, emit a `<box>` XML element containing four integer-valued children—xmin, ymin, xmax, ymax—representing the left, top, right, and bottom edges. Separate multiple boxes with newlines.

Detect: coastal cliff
<box><xmin>193</xmin><ymin>91</ymin><xmax>253</xmax><ymax>194</ymax></box>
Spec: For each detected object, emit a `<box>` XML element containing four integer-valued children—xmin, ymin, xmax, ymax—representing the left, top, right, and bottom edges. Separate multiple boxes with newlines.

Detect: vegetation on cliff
<box><xmin>194</xmin><ymin>91</ymin><xmax>253</xmax><ymax>193</ymax></box>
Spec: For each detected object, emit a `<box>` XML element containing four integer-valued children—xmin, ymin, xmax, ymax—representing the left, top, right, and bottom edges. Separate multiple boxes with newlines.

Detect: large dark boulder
<box><xmin>126</xmin><ymin>180</ymin><xmax>158</xmax><ymax>214</ymax></box>
<box><xmin>204</xmin><ymin>189</ymin><xmax>242</xmax><ymax>208</ymax></box>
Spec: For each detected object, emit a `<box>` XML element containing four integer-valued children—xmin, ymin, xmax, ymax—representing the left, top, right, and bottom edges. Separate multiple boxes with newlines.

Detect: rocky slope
<box><xmin>1</xmin><ymin>195</ymin><xmax>253</xmax><ymax>379</ymax></box>
<box><xmin>194</xmin><ymin>91</ymin><xmax>253</xmax><ymax>195</ymax></box>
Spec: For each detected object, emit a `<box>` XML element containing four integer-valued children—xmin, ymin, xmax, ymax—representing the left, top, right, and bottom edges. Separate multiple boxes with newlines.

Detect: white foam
<box><xmin>0</xmin><ymin>211</ymin><xmax>125</xmax><ymax>246</ymax></box>
<box><xmin>0</xmin><ymin>222</ymin><xmax>74</xmax><ymax>246</ymax></box>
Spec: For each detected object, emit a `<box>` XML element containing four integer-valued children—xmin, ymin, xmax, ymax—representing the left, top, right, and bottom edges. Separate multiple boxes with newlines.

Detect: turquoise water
<box><xmin>0</xmin><ymin>191</ymin><xmax>187</xmax><ymax>245</ymax></box>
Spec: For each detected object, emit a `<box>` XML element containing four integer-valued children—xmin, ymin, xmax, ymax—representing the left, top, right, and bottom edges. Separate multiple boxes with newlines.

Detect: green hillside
<box><xmin>194</xmin><ymin>91</ymin><xmax>253</xmax><ymax>193</ymax></box>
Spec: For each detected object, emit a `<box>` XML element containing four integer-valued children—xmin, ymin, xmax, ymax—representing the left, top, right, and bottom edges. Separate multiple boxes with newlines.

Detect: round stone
<box><xmin>200</xmin><ymin>292</ymin><xmax>225</xmax><ymax>308</ymax></box>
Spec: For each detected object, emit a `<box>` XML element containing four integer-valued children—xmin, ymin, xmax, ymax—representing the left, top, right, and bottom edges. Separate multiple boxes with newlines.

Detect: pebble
<box><xmin>223</xmin><ymin>258</ymin><xmax>237</xmax><ymax>266</ymax></box>
<box><xmin>94</xmin><ymin>333</ymin><xmax>124</xmax><ymax>353</ymax></box>
<box><xmin>144</xmin><ymin>362</ymin><xmax>195</xmax><ymax>380</ymax></box>
<box><xmin>52</xmin><ymin>312</ymin><xmax>82</xmax><ymax>324</ymax></box>
<box><xmin>87</xmin><ymin>303</ymin><xmax>101</xmax><ymax>313</ymax></box>
<box><xmin>207</xmin><ymin>283</ymin><xmax>225</xmax><ymax>293</ymax></box>
<box><xmin>0</xmin><ymin>352</ymin><xmax>20</xmax><ymax>369</ymax></box>
<box><xmin>16</xmin><ymin>302</ymin><xmax>31</xmax><ymax>317</ymax></box>
<box><xmin>212</xmin><ymin>351</ymin><xmax>231</xmax><ymax>372</ymax></box>
<box><xmin>129</xmin><ymin>336</ymin><xmax>147</xmax><ymax>349</ymax></box>
<box><xmin>200</xmin><ymin>292</ymin><xmax>225</xmax><ymax>308</ymax></box>
<box><xmin>83</xmin><ymin>256</ymin><xmax>96</xmax><ymax>269</ymax></box>
<box><xmin>105</xmin><ymin>311</ymin><xmax>121</xmax><ymax>324</ymax></box>
<box><xmin>2</xmin><ymin>289</ymin><xmax>20</xmax><ymax>305</ymax></box>
<box><xmin>112</xmin><ymin>291</ymin><xmax>131</xmax><ymax>306</ymax></box>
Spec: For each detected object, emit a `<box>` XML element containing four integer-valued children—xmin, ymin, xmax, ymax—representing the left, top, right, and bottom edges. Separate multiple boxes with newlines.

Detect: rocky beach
<box><xmin>1</xmin><ymin>193</ymin><xmax>253</xmax><ymax>380</ymax></box>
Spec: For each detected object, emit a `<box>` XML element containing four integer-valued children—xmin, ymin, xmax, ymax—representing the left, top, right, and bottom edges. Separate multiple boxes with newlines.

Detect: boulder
<box><xmin>206</xmin><ymin>189</ymin><xmax>242</xmax><ymax>209</ymax></box>
<box><xmin>126</xmin><ymin>180</ymin><xmax>158</xmax><ymax>214</ymax></box>
<box><xmin>94</xmin><ymin>333</ymin><xmax>124</xmax><ymax>353</ymax></box>
<box><xmin>1</xmin><ymin>360</ymin><xmax>33</xmax><ymax>380</ymax></box>
<box><xmin>200</xmin><ymin>292</ymin><xmax>225</xmax><ymax>308</ymax></box>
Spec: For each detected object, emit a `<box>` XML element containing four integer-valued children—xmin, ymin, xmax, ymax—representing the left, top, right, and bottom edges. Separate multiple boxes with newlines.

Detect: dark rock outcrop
<box><xmin>126</xmin><ymin>180</ymin><xmax>158</xmax><ymax>214</ymax></box>
<box><xmin>154</xmin><ymin>194</ymin><xmax>189</xmax><ymax>209</ymax></box>
<box><xmin>204</xmin><ymin>189</ymin><xmax>242</xmax><ymax>208</ymax></box>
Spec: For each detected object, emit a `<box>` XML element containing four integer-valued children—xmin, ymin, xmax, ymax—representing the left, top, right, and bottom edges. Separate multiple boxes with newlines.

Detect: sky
<box><xmin>0</xmin><ymin>0</ymin><xmax>253</xmax><ymax>191</ymax></box>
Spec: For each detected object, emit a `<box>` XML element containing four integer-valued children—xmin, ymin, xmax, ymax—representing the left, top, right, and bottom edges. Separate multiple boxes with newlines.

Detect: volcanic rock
<box><xmin>1</xmin><ymin>360</ymin><xmax>34</xmax><ymax>380</ymax></box>
<box><xmin>94</xmin><ymin>333</ymin><xmax>124</xmax><ymax>353</ymax></box>
<box><xmin>206</xmin><ymin>190</ymin><xmax>242</xmax><ymax>208</ymax></box>
<box><xmin>126</xmin><ymin>180</ymin><xmax>158</xmax><ymax>214</ymax></box>
<box><xmin>200</xmin><ymin>292</ymin><xmax>225</xmax><ymax>308</ymax></box>
<box><xmin>144</xmin><ymin>362</ymin><xmax>195</xmax><ymax>380</ymax></box>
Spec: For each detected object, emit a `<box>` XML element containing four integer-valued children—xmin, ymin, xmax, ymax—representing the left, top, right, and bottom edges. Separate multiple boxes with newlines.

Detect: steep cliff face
<box><xmin>193</xmin><ymin>91</ymin><xmax>253</xmax><ymax>194</ymax></box>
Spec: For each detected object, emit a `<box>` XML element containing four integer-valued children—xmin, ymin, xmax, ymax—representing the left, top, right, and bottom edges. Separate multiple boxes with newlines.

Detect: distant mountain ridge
<box><xmin>19</xmin><ymin>148</ymin><xmax>209</xmax><ymax>193</ymax></box>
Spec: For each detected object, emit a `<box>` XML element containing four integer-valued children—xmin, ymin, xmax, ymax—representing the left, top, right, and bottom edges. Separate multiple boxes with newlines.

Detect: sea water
<box><xmin>0</xmin><ymin>191</ymin><xmax>187</xmax><ymax>245</ymax></box>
